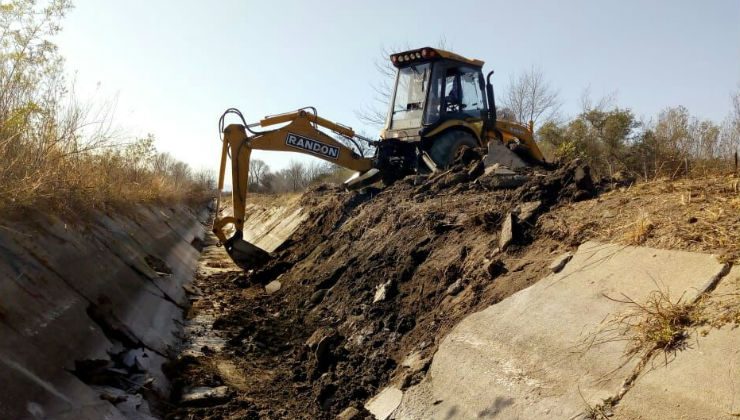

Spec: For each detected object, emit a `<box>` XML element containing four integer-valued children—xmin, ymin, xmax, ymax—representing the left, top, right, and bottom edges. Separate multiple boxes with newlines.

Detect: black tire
<box><xmin>428</xmin><ymin>130</ymin><xmax>478</xmax><ymax>168</ymax></box>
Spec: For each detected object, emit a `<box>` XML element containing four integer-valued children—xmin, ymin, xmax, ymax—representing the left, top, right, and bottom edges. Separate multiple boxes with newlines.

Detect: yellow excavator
<box><xmin>213</xmin><ymin>47</ymin><xmax>547</xmax><ymax>268</ymax></box>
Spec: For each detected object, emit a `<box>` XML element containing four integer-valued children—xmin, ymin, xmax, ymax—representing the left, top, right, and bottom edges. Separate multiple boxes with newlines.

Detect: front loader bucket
<box><xmin>224</xmin><ymin>230</ymin><xmax>273</xmax><ymax>270</ymax></box>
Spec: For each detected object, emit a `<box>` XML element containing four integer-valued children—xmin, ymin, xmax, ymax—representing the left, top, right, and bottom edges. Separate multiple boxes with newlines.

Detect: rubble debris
<box><xmin>364</xmin><ymin>386</ymin><xmax>403</xmax><ymax>420</ymax></box>
<box><xmin>336</xmin><ymin>406</ymin><xmax>362</xmax><ymax>420</ymax></box>
<box><xmin>265</xmin><ymin>280</ymin><xmax>282</xmax><ymax>294</ymax></box>
<box><xmin>168</xmin><ymin>155</ymin><xmax>607</xmax><ymax>419</ymax></box>
<box><xmin>499</xmin><ymin>212</ymin><xmax>515</xmax><ymax>250</ymax></box>
<box><xmin>446</xmin><ymin>279</ymin><xmax>464</xmax><ymax>296</ymax></box>
<box><xmin>549</xmin><ymin>252</ymin><xmax>574</xmax><ymax>273</ymax></box>
<box><xmin>516</xmin><ymin>200</ymin><xmax>542</xmax><ymax>223</ymax></box>
<box><xmin>180</xmin><ymin>385</ymin><xmax>231</xmax><ymax>406</ymax></box>
<box><xmin>373</xmin><ymin>280</ymin><xmax>392</xmax><ymax>303</ymax></box>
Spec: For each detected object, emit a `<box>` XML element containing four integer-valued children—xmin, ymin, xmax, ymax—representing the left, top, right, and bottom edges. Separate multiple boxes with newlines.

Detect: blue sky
<box><xmin>55</xmin><ymin>0</ymin><xmax>740</xmax><ymax>173</ymax></box>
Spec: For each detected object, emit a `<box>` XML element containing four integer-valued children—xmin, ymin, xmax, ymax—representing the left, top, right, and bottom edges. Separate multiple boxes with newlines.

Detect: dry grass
<box><xmin>541</xmin><ymin>175</ymin><xmax>740</xmax><ymax>262</ymax></box>
<box><xmin>613</xmin><ymin>291</ymin><xmax>702</xmax><ymax>358</ymax></box>
<box><xmin>584</xmin><ymin>288</ymin><xmax>704</xmax><ymax>365</ymax></box>
<box><xmin>0</xmin><ymin>137</ymin><xmax>215</xmax><ymax>217</ymax></box>
<box><xmin>621</xmin><ymin>211</ymin><xmax>654</xmax><ymax>245</ymax></box>
<box><xmin>0</xmin><ymin>1</ymin><xmax>214</xmax><ymax>218</ymax></box>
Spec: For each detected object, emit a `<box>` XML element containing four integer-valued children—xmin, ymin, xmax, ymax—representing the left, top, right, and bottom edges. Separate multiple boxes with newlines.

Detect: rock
<box><xmin>265</xmin><ymin>280</ymin><xmax>281</xmax><ymax>294</ymax></box>
<box><xmin>336</xmin><ymin>406</ymin><xmax>361</xmax><ymax>420</ymax></box>
<box><xmin>373</xmin><ymin>280</ymin><xmax>391</xmax><ymax>303</ymax></box>
<box><xmin>310</xmin><ymin>289</ymin><xmax>327</xmax><ymax>305</ymax></box>
<box><xmin>549</xmin><ymin>252</ymin><xmax>573</xmax><ymax>273</ymax></box>
<box><xmin>517</xmin><ymin>200</ymin><xmax>542</xmax><ymax>223</ymax></box>
<box><xmin>499</xmin><ymin>212</ymin><xmax>514</xmax><ymax>250</ymax></box>
<box><xmin>180</xmin><ymin>385</ymin><xmax>231</xmax><ymax>406</ymax></box>
<box><xmin>446</xmin><ymin>279</ymin><xmax>463</xmax><ymax>296</ymax></box>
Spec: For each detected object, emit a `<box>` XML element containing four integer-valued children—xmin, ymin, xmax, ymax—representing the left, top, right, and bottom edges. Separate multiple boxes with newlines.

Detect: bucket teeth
<box><xmin>224</xmin><ymin>231</ymin><xmax>272</xmax><ymax>269</ymax></box>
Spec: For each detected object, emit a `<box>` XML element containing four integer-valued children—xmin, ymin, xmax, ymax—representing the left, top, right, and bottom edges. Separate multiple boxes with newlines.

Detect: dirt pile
<box><xmin>165</xmin><ymin>155</ymin><xmax>602</xmax><ymax>419</ymax></box>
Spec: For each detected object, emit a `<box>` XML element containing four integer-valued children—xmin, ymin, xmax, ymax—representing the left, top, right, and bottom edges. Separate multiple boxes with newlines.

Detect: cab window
<box><xmin>460</xmin><ymin>70</ymin><xmax>484</xmax><ymax>115</ymax></box>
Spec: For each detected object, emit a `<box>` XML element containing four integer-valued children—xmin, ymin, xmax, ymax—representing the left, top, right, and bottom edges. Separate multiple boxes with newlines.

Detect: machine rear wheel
<box><xmin>428</xmin><ymin>130</ymin><xmax>478</xmax><ymax>168</ymax></box>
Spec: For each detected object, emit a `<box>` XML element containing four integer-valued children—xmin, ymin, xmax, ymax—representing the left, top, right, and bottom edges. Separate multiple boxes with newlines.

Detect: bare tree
<box><xmin>579</xmin><ymin>86</ymin><xmax>617</xmax><ymax>114</ymax></box>
<box><xmin>732</xmin><ymin>87</ymin><xmax>740</xmax><ymax>132</ymax></box>
<box><xmin>283</xmin><ymin>160</ymin><xmax>307</xmax><ymax>192</ymax></box>
<box><xmin>152</xmin><ymin>152</ymin><xmax>176</xmax><ymax>175</ymax></box>
<box><xmin>716</xmin><ymin>87</ymin><xmax>740</xmax><ymax>165</ymax></box>
<box><xmin>501</xmin><ymin>66</ymin><xmax>561</xmax><ymax>127</ymax></box>
<box><xmin>248</xmin><ymin>158</ymin><xmax>269</xmax><ymax>190</ymax></box>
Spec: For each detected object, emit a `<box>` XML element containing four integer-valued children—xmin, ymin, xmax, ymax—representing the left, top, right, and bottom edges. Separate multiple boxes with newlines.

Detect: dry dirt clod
<box><xmin>467</xmin><ymin>160</ymin><xmax>485</xmax><ymax>179</ymax></box>
<box><xmin>485</xmin><ymin>258</ymin><xmax>506</xmax><ymax>278</ymax></box>
<box><xmin>310</xmin><ymin>289</ymin><xmax>327</xmax><ymax>304</ymax></box>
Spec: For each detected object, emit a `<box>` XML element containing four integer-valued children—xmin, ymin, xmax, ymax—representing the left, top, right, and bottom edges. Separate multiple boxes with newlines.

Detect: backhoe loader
<box><xmin>213</xmin><ymin>47</ymin><xmax>547</xmax><ymax>269</ymax></box>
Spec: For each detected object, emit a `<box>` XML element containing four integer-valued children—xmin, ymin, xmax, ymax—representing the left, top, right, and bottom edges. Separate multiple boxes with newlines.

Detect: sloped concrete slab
<box><xmin>394</xmin><ymin>241</ymin><xmax>727</xmax><ymax>419</ymax></box>
<box><xmin>615</xmin><ymin>265</ymin><xmax>740</xmax><ymax>420</ymax></box>
<box><xmin>242</xmin><ymin>203</ymin><xmax>306</xmax><ymax>252</ymax></box>
<box><xmin>365</xmin><ymin>386</ymin><xmax>403</xmax><ymax>420</ymax></box>
<box><xmin>0</xmin><ymin>206</ymin><xmax>205</xmax><ymax>419</ymax></box>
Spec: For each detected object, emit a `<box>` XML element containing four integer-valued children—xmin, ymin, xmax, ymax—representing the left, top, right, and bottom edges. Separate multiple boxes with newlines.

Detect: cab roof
<box><xmin>390</xmin><ymin>47</ymin><xmax>484</xmax><ymax>68</ymax></box>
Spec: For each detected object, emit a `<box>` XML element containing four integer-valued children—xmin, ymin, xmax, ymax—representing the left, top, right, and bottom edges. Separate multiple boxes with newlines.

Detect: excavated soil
<box><xmin>164</xmin><ymin>150</ymin><xmax>738</xmax><ymax>419</ymax></box>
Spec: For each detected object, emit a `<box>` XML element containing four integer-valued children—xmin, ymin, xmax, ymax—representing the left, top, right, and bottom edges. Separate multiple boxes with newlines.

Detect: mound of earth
<box><xmin>165</xmin><ymin>153</ymin><xmax>607</xmax><ymax>419</ymax></box>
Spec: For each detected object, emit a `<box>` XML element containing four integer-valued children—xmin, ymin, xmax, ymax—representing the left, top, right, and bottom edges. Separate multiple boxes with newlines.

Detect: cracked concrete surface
<box><xmin>614</xmin><ymin>265</ymin><xmax>740</xmax><ymax>420</ymax></box>
<box><xmin>392</xmin><ymin>241</ymin><xmax>732</xmax><ymax>419</ymax></box>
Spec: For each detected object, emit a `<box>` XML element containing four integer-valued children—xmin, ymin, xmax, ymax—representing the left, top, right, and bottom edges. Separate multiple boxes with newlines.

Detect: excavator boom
<box><xmin>212</xmin><ymin>108</ymin><xmax>379</xmax><ymax>269</ymax></box>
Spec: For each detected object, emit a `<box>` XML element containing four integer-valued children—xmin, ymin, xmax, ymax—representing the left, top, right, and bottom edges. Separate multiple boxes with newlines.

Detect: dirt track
<box><xmin>164</xmin><ymin>151</ymin><xmax>739</xmax><ymax>419</ymax></box>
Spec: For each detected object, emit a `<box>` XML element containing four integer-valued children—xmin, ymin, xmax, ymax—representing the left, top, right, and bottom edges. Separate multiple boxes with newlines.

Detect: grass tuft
<box><xmin>604</xmin><ymin>289</ymin><xmax>703</xmax><ymax>360</ymax></box>
<box><xmin>622</xmin><ymin>211</ymin><xmax>654</xmax><ymax>245</ymax></box>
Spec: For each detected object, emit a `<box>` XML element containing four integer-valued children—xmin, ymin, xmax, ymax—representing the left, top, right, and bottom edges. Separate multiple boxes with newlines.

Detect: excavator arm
<box><xmin>212</xmin><ymin>108</ymin><xmax>378</xmax><ymax>269</ymax></box>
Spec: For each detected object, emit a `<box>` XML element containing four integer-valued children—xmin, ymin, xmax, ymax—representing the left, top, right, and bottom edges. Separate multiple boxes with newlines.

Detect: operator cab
<box><xmin>383</xmin><ymin>47</ymin><xmax>491</xmax><ymax>140</ymax></box>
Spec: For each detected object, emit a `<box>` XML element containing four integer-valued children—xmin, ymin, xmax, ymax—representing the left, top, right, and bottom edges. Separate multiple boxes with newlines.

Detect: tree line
<box><xmin>247</xmin><ymin>159</ymin><xmax>351</xmax><ymax>193</ymax></box>
<box><xmin>493</xmin><ymin>66</ymin><xmax>740</xmax><ymax>179</ymax></box>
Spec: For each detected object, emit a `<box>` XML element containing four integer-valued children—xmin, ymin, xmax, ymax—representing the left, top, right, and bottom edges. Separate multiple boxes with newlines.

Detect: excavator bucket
<box><xmin>223</xmin><ymin>230</ymin><xmax>273</xmax><ymax>270</ymax></box>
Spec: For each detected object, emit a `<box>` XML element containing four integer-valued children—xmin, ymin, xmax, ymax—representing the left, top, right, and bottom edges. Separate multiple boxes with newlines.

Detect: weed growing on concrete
<box><xmin>605</xmin><ymin>289</ymin><xmax>704</xmax><ymax>361</ymax></box>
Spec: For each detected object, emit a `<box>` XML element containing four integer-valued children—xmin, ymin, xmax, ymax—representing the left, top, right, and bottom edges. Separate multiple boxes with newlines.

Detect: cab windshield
<box><xmin>390</xmin><ymin>63</ymin><xmax>431</xmax><ymax>130</ymax></box>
